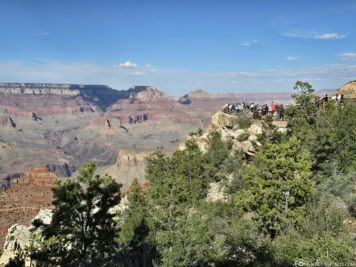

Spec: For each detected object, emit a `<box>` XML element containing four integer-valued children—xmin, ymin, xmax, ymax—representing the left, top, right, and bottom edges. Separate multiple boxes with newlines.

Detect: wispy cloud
<box><xmin>145</xmin><ymin>64</ymin><xmax>154</xmax><ymax>68</ymax></box>
<box><xmin>286</xmin><ymin>56</ymin><xmax>300</xmax><ymax>61</ymax></box>
<box><xmin>314</xmin><ymin>33</ymin><xmax>346</xmax><ymax>39</ymax></box>
<box><xmin>113</xmin><ymin>61</ymin><xmax>138</xmax><ymax>68</ymax></box>
<box><xmin>40</xmin><ymin>32</ymin><xmax>50</xmax><ymax>36</ymax></box>
<box><xmin>282</xmin><ymin>31</ymin><xmax>315</xmax><ymax>38</ymax></box>
<box><xmin>241</xmin><ymin>40</ymin><xmax>259</xmax><ymax>46</ymax></box>
<box><xmin>0</xmin><ymin>60</ymin><xmax>354</xmax><ymax>94</ymax></box>
<box><xmin>337</xmin><ymin>53</ymin><xmax>356</xmax><ymax>61</ymax></box>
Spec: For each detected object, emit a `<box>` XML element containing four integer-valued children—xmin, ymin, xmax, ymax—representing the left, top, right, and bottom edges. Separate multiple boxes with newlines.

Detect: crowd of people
<box><xmin>223</xmin><ymin>102</ymin><xmax>285</xmax><ymax>120</ymax></box>
<box><xmin>223</xmin><ymin>93</ymin><xmax>346</xmax><ymax>121</ymax></box>
<box><xmin>315</xmin><ymin>93</ymin><xmax>344</xmax><ymax>108</ymax></box>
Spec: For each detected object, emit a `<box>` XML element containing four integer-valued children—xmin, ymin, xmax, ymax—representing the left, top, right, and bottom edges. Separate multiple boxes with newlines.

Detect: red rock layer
<box><xmin>0</xmin><ymin>167</ymin><xmax>57</xmax><ymax>251</ymax></box>
<box><xmin>0</xmin><ymin>116</ymin><xmax>9</xmax><ymax>126</ymax></box>
<box><xmin>91</xmin><ymin>116</ymin><xmax>121</xmax><ymax>128</ymax></box>
<box><xmin>0</xmin><ymin>94</ymin><xmax>99</xmax><ymax>117</ymax></box>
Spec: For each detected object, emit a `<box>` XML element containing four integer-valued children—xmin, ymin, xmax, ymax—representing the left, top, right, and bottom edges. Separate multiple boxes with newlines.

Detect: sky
<box><xmin>0</xmin><ymin>0</ymin><xmax>355</xmax><ymax>96</ymax></box>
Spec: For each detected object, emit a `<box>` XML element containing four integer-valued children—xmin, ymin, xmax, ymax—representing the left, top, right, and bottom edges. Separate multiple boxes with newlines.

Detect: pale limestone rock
<box><xmin>0</xmin><ymin>209</ymin><xmax>53</xmax><ymax>266</ymax></box>
<box><xmin>3</xmin><ymin>224</ymin><xmax>30</xmax><ymax>252</ymax></box>
<box><xmin>29</xmin><ymin>209</ymin><xmax>53</xmax><ymax>232</ymax></box>
<box><xmin>110</xmin><ymin>195</ymin><xmax>130</xmax><ymax>215</ymax></box>
<box><xmin>247</xmin><ymin>124</ymin><xmax>262</xmax><ymax>135</ymax></box>
<box><xmin>207</xmin><ymin>182</ymin><xmax>226</xmax><ymax>202</ymax></box>
<box><xmin>233</xmin><ymin>140</ymin><xmax>256</xmax><ymax>156</ymax></box>
<box><xmin>211</xmin><ymin>112</ymin><xmax>240</xmax><ymax>128</ymax></box>
<box><xmin>337</xmin><ymin>81</ymin><xmax>356</xmax><ymax>100</ymax></box>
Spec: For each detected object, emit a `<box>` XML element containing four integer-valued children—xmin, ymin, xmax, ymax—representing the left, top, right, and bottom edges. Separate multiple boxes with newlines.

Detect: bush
<box><xmin>237</xmin><ymin>131</ymin><xmax>250</xmax><ymax>142</ymax></box>
<box><xmin>237</xmin><ymin>115</ymin><xmax>252</xmax><ymax>129</ymax></box>
<box><xmin>197</xmin><ymin>128</ymin><xmax>204</xmax><ymax>136</ymax></box>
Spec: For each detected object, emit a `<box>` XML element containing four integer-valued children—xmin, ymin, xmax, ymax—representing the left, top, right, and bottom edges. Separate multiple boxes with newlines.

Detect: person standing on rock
<box><xmin>322</xmin><ymin>94</ymin><xmax>328</xmax><ymax>108</ymax></box>
<box><xmin>280</xmin><ymin>104</ymin><xmax>285</xmax><ymax>120</ymax></box>
<box><xmin>269</xmin><ymin>102</ymin><xmax>275</xmax><ymax>117</ymax></box>
<box><xmin>264</xmin><ymin>104</ymin><xmax>268</xmax><ymax>117</ymax></box>
<box><xmin>276</xmin><ymin>104</ymin><xmax>281</xmax><ymax>120</ymax></box>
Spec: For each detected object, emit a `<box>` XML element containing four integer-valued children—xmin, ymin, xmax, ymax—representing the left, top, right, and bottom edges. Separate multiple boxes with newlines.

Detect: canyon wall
<box><xmin>0</xmin><ymin>168</ymin><xmax>57</xmax><ymax>251</ymax></box>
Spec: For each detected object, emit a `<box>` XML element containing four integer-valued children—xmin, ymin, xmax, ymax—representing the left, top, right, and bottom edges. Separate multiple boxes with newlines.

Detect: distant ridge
<box><xmin>0</xmin><ymin>83</ymin><xmax>111</xmax><ymax>90</ymax></box>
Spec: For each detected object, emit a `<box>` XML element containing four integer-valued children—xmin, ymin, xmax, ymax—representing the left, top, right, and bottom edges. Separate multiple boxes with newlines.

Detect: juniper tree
<box><xmin>235</xmin><ymin>136</ymin><xmax>314</xmax><ymax>237</ymax></box>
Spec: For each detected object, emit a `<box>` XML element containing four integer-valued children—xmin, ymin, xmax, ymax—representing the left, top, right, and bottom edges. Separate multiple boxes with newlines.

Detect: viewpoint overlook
<box><xmin>1</xmin><ymin>80</ymin><xmax>355</xmax><ymax>266</ymax></box>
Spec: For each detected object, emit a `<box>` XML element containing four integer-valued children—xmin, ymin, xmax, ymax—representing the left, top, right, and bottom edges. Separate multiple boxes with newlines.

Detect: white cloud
<box><xmin>0</xmin><ymin>60</ymin><xmax>354</xmax><ymax>95</ymax></box>
<box><xmin>113</xmin><ymin>61</ymin><xmax>138</xmax><ymax>68</ymax></box>
<box><xmin>40</xmin><ymin>32</ymin><xmax>50</xmax><ymax>36</ymax></box>
<box><xmin>286</xmin><ymin>56</ymin><xmax>300</xmax><ymax>61</ymax></box>
<box><xmin>314</xmin><ymin>33</ymin><xmax>346</xmax><ymax>39</ymax></box>
<box><xmin>241</xmin><ymin>40</ymin><xmax>259</xmax><ymax>46</ymax></box>
<box><xmin>151</xmin><ymin>68</ymin><xmax>157</xmax><ymax>72</ymax></box>
<box><xmin>145</xmin><ymin>64</ymin><xmax>154</xmax><ymax>68</ymax></box>
<box><xmin>337</xmin><ymin>53</ymin><xmax>356</xmax><ymax>61</ymax></box>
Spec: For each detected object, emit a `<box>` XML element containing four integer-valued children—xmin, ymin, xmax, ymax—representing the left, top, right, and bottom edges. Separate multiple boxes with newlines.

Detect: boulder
<box><xmin>3</xmin><ymin>224</ymin><xmax>30</xmax><ymax>252</ymax></box>
<box><xmin>211</xmin><ymin>112</ymin><xmax>240</xmax><ymax>128</ymax></box>
<box><xmin>0</xmin><ymin>209</ymin><xmax>53</xmax><ymax>266</ymax></box>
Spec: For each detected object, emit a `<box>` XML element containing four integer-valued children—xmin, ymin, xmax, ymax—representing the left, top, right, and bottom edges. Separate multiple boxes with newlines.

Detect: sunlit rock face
<box><xmin>0</xmin><ymin>83</ymin><xmax>124</xmax><ymax>116</ymax></box>
<box><xmin>337</xmin><ymin>81</ymin><xmax>356</xmax><ymax>101</ymax></box>
<box><xmin>0</xmin><ymin>168</ymin><xmax>57</xmax><ymax>252</ymax></box>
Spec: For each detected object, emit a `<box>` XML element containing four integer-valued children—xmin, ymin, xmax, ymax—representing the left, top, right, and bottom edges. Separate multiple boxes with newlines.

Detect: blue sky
<box><xmin>0</xmin><ymin>0</ymin><xmax>355</xmax><ymax>95</ymax></box>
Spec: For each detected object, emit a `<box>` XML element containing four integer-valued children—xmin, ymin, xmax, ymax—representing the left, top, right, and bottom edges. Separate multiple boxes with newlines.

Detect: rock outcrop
<box><xmin>0</xmin><ymin>168</ymin><xmax>57</xmax><ymax>251</ymax></box>
<box><xmin>46</xmin><ymin>164</ymin><xmax>76</xmax><ymax>178</ymax></box>
<box><xmin>0</xmin><ymin>116</ymin><xmax>16</xmax><ymax>127</ymax></box>
<box><xmin>337</xmin><ymin>81</ymin><xmax>356</xmax><ymax>101</ymax></box>
<box><xmin>211</xmin><ymin>111</ymin><xmax>240</xmax><ymax>128</ymax></box>
<box><xmin>185</xmin><ymin>89</ymin><xmax>212</xmax><ymax>99</ymax></box>
<box><xmin>127</xmin><ymin>86</ymin><xmax>168</xmax><ymax>100</ymax></box>
<box><xmin>0</xmin><ymin>209</ymin><xmax>53</xmax><ymax>266</ymax></box>
<box><xmin>103</xmin><ymin>150</ymin><xmax>149</xmax><ymax>189</ymax></box>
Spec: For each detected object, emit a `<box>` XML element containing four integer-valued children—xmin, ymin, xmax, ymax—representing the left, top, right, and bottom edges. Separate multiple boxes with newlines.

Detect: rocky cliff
<box><xmin>0</xmin><ymin>209</ymin><xmax>53</xmax><ymax>266</ymax></box>
<box><xmin>337</xmin><ymin>81</ymin><xmax>356</xmax><ymax>100</ymax></box>
<box><xmin>0</xmin><ymin>83</ymin><xmax>124</xmax><ymax>116</ymax></box>
<box><xmin>0</xmin><ymin>168</ymin><xmax>56</xmax><ymax>251</ymax></box>
<box><xmin>102</xmin><ymin>149</ymin><xmax>149</xmax><ymax>189</ymax></box>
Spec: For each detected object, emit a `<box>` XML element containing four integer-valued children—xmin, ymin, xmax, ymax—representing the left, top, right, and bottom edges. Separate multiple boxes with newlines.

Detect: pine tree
<box><xmin>28</xmin><ymin>162</ymin><xmax>122</xmax><ymax>267</ymax></box>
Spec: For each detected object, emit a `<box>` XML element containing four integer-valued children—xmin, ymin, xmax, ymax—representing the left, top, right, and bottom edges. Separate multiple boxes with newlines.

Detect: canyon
<box><xmin>0</xmin><ymin>81</ymin><xmax>347</xmax><ymax>258</ymax></box>
<box><xmin>0</xmin><ymin>82</ymin><xmax>315</xmax><ymax>191</ymax></box>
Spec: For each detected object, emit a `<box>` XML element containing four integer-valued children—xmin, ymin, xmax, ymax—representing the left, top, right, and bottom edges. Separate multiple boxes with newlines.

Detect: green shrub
<box><xmin>237</xmin><ymin>115</ymin><xmax>252</xmax><ymax>129</ymax></box>
<box><xmin>197</xmin><ymin>128</ymin><xmax>204</xmax><ymax>136</ymax></box>
<box><xmin>237</xmin><ymin>131</ymin><xmax>250</xmax><ymax>142</ymax></box>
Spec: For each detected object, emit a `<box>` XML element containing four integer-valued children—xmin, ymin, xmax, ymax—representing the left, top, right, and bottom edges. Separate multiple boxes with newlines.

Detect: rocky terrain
<box><xmin>337</xmin><ymin>81</ymin><xmax>356</xmax><ymax>100</ymax></box>
<box><xmin>0</xmin><ymin>167</ymin><xmax>56</xmax><ymax>252</ymax></box>
<box><xmin>0</xmin><ymin>83</ymin><xmax>335</xmax><ymax>191</ymax></box>
<box><xmin>0</xmin><ymin>105</ymin><xmax>290</xmax><ymax>264</ymax></box>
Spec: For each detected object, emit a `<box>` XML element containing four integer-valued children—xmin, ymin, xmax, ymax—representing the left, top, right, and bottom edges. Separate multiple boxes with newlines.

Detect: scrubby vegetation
<box><xmin>9</xmin><ymin>81</ymin><xmax>356</xmax><ymax>266</ymax></box>
<box><xmin>237</xmin><ymin>131</ymin><xmax>250</xmax><ymax>142</ymax></box>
